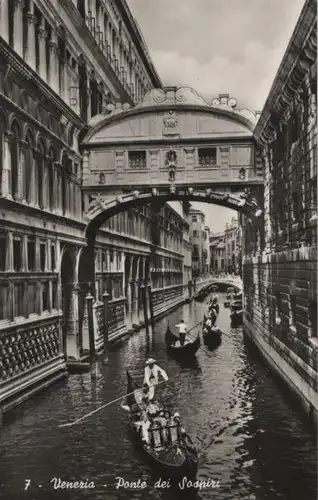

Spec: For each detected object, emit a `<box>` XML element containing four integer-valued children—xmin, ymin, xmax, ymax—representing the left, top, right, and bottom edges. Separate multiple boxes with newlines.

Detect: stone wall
<box><xmin>243</xmin><ymin>0</ymin><xmax>317</xmax><ymax>421</ymax></box>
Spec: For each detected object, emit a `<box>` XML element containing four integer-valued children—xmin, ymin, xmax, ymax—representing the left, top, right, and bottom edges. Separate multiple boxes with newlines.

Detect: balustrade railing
<box><xmin>0</xmin><ymin>315</ymin><xmax>62</xmax><ymax>385</ymax></box>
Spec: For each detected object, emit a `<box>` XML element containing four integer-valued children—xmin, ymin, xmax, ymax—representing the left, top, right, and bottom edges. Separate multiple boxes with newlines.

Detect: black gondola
<box><xmin>205</xmin><ymin>308</ymin><xmax>217</xmax><ymax>326</ymax></box>
<box><xmin>230</xmin><ymin>299</ymin><xmax>243</xmax><ymax>326</ymax></box>
<box><xmin>224</xmin><ymin>286</ymin><xmax>235</xmax><ymax>307</ymax></box>
<box><xmin>165</xmin><ymin>326</ymin><xmax>201</xmax><ymax>357</ymax></box>
<box><xmin>125</xmin><ymin>371</ymin><xmax>198</xmax><ymax>480</ymax></box>
<box><xmin>202</xmin><ymin>319</ymin><xmax>222</xmax><ymax>347</ymax></box>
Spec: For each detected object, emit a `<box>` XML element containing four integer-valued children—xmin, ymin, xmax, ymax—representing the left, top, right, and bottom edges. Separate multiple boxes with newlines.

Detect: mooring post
<box><xmin>102</xmin><ymin>291</ymin><xmax>109</xmax><ymax>364</ymax></box>
<box><xmin>86</xmin><ymin>292</ymin><xmax>97</xmax><ymax>379</ymax></box>
<box><xmin>141</xmin><ymin>285</ymin><xmax>148</xmax><ymax>327</ymax></box>
<box><xmin>147</xmin><ymin>284</ymin><xmax>155</xmax><ymax>327</ymax></box>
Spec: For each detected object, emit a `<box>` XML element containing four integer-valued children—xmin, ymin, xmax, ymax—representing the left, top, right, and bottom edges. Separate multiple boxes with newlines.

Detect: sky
<box><xmin>126</xmin><ymin>0</ymin><xmax>306</xmax><ymax>232</ymax></box>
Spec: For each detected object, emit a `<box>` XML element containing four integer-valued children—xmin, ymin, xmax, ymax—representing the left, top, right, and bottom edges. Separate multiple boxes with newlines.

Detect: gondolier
<box><xmin>175</xmin><ymin>320</ymin><xmax>187</xmax><ymax>346</ymax></box>
<box><xmin>143</xmin><ymin>358</ymin><xmax>168</xmax><ymax>399</ymax></box>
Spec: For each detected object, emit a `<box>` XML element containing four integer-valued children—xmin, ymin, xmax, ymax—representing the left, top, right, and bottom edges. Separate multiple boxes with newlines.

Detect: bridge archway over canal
<box><xmin>78</xmin><ymin>86</ymin><xmax>265</xmax><ymax>341</ymax></box>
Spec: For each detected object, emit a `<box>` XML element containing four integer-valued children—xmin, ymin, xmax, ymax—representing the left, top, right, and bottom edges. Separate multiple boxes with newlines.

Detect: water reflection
<box><xmin>0</xmin><ymin>298</ymin><xmax>316</xmax><ymax>500</ymax></box>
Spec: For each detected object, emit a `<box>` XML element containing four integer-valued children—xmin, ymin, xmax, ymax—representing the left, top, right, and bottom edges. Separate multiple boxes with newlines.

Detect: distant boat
<box><xmin>202</xmin><ymin>316</ymin><xmax>222</xmax><ymax>348</ymax></box>
<box><xmin>165</xmin><ymin>326</ymin><xmax>201</xmax><ymax>357</ymax></box>
<box><xmin>224</xmin><ymin>286</ymin><xmax>236</xmax><ymax>307</ymax></box>
<box><xmin>230</xmin><ymin>298</ymin><xmax>243</xmax><ymax>326</ymax></box>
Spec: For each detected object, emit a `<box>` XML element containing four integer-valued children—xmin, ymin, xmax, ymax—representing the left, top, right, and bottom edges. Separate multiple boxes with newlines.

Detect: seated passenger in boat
<box><xmin>135</xmin><ymin>411</ymin><xmax>152</xmax><ymax>445</ymax></box>
<box><xmin>149</xmin><ymin>420</ymin><xmax>165</xmax><ymax>450</ymax></box>
<box><xmin>146</xmin><ymin>399</ymin><xmax>161</xmax><ymax>416</ymax></box>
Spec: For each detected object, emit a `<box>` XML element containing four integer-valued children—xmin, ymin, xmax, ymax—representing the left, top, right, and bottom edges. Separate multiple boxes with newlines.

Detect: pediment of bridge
<box><xmin>83</xmin><ymin>87</ymin><xmax>257</xmax><ymax>145</ymax></box>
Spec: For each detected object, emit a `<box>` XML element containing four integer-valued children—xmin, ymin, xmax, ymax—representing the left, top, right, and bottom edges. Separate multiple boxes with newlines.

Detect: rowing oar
<box><xmin>58</xmin><ymin>374</ymin><xmax>174</xmax><ymax>429</ymax></box>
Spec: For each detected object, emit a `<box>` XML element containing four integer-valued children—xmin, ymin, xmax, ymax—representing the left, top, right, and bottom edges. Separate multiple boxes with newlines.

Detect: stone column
<box><xmin>0</xmin><ymin>0</ymin><xmax>9</xmax><ymax>44</ymax></box>
<box><xmin>38</xmin><ymin>20</ymin><xmax>47</xmax><ymax>82</ymax></box>
<box><xmin>26</xmin><ymin>0</ymin><xmax>36</xmax><ymax>70</ymax></box>
<box><xmin>126</xmin><ymin>279</ymin><xmax>132</xmax><ymax>328</ymax></box>
<box><xmin>19</xmin><ymin>140</ymin><xmax>27</xmax><ymax>203</ymax></box>
<box><xmin>21</xmin><ymin>234</ymin><xmax>28</xmax><ymax>271</ymax></box>
<box><xmin>32</xmin><ymin>148</ymin><xmax>40</xmax><ymax>209</ymax></box>
<box><xmin>49</xmin><ymin>31</ymin><xmax>59</xmax><ymax>92</ymax></box>
<box><xmin>2</xmin><ymin>132</ymin><xmax>13</xmax><ymax>200</ymax></box>
<box><xmin>65</xmin><ymin>283</ymin><xmax>81</xmax><ymax>360</ymax></box>
<box><xmin>13</xmin><ymin>0</ymin><xmax>24</xmax><ymax>58</ymax></box>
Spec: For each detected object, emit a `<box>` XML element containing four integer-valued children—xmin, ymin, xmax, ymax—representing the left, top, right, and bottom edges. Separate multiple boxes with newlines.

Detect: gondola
<box><xmin>125</xmin><ymin>371</ymin><xmax>198</xmax><ymax>481</ymax></box>
<box><xmin>230</xmin><ymin>299</ymin><xmax>243</xmax><ymax>326</ymax></box>
<box><xmin>202</xmin><ymin>319</ymin><xmax>222</xmax><ymax>348</ymax></box>
<box><xmin>205</xmin><ymin>307</ymin><xmax>217</xmax><ymax>326</ymax></box>
<box><xmin>224</xmin><ymin>286</ymin><xmax>235</xmax><ymax>308</ymax></box>
<box><xmin>165</xmin><ymin>326</ymin><xmax>201</xmax><ymax>357</ymax></box>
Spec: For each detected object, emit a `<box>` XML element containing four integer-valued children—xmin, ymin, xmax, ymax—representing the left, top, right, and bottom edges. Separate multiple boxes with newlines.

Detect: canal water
<box><xmin>0</xmin><ymin>297</ymin><xmax>317</xmax><ymax>500</ymax></box>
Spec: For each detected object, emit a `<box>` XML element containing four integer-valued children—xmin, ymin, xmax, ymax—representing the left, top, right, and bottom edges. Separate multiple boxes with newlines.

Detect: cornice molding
<box><xmin>0</xmin><ymin>38</ymin><xmax>85</xmax><ymax>131</ymax></box>
<box><xmin>254</xmin><ymin>0</ymin><xmax>317</xmax><ymax>143</ymax></box>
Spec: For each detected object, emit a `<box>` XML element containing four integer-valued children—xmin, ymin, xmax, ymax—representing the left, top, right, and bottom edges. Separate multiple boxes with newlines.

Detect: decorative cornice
<box><xmin>254</xmin><ymin>0</ymin><xmax>316</xmax><ymax>143</ymax></box>
<box><xmin>0</xmin><ymin>37</ymin><xmax>85</xmax><ymax>131</ymax></box>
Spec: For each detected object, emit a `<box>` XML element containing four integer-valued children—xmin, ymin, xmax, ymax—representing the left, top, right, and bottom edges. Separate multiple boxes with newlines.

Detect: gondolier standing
<box><xmin>144</xmin><ymin>358</ymin><xmax>168</xmax><ymax>400</ymax></box>
<box><xmin>175</xmin><ymin>320</ymin><xmax>187</xmax><ymax>346</ymax></box>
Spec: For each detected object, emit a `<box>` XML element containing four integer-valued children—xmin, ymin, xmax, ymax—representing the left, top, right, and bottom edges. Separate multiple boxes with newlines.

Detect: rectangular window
<box><xmin>28</xmin><ymin>282</ymin><xmax>37</xmax><ymax>315</ymax></box>
<box><xmin>52</xmin><ymin>281</ymin><xmax>58</xmax><ymax>309</ymax></box>
<box><xmin>128</xmin><ymin>151</ymin><xmax>147</xmax><ymax>169</ymax></box>
<box><xmin>42</xmin><ymin>282</ymin><xmax>50</xmax><ymax>311</ymax></box>
<box><xmin>13</xmin><ymin>238</ymin><xmax>22</xmax><ymax>271</ymax></box>
<box><xmin>14</xmin><ymin>282</ymin><xmax>25</xmax><ymax>317</ymax></box>
<box><xmin>51</xmin><ymin>244</ymin><xmax>55</xmax><ymax>271</ymax></box>
<box><xmin>192</xmin><ymin>215</ymin><xmax>197</xmax><ymax>222</ymax></box>
<box><xmin>40</xmin><ymin>243</ymin><xmax>46</xmax><ymax>271</ymax></box>
<box><xmin>0</xmin><ymin>233</ymin><xmax>7</xmax><ymax>271</ymax></box>
<box><xmin>27</xmin><ymin>238</ymin><xmax>36</xmax><ymax>271</ymax></box>
<box><xmin>198</xmin><ymin>147</ymin><xmax>217</xmax><ymax>167</ymax></box>
<box><xmin>34</xmin><ymin>7</ymin><xmax>41</xmax><ymax>73</ymax></box>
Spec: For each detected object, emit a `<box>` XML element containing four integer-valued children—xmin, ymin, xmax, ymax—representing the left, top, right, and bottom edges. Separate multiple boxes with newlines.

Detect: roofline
<box><xmin>116</xmin><ymin>0</ymin><xmax>163</xmax><ymax>89</ymax></box>
<box><xmin>254</xmin><ymin>0</ymin><xmax>316</xmax><ymax>140</ymax></box>
<box><xmin>82</xmin><ymin>103</ymin><xmax>256</xmax><ymax>143</ymax></box>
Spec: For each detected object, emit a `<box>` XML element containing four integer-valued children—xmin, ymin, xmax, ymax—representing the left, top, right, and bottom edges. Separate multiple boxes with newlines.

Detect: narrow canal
<box><xmin>0</xmin><ymin>297</ymin><xmax>316</xmax><ymax>500</ymax></box>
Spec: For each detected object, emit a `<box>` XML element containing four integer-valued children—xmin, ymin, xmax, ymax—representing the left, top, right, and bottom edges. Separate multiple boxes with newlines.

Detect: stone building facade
<box><xmin>243</xmin><ymin>0</ymin><xmax>317</xmax><ymax>421</ymax></box>
<box><xmin>189</xmin><ymin>208</ymin><xmax>210</xmax><ymax>277</ymax></box>
<box><xmin>0</xmin><ymin>0</ymin><xmax>190</xmax><ymax>413</ymax></box>
<box><xmin>209</xmin><ymin>218</ymin><xmax>242</xmax><ymax>275</ymax></box>
<box><xmin>209</xmin><ymin>232</ymin><xmax>225</xmax><ymax>274</ymax></box>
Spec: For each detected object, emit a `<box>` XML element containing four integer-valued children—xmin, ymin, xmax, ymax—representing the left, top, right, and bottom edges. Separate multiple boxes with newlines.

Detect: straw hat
<box><xmin>146</xmin><ymin>358</ymin><xmax>156</xmax><ymax>365</ymax></box>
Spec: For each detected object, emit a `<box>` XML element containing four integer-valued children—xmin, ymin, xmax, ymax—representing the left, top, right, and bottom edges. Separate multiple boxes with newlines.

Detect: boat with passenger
<box><xmin>202</xmin><ymin>315</ymin><xmax>222</xmax><ymax>348</ymax></box>
<box><xmin>230</xmin><ymin>292</ymin><xmax>243</xmax><ymax>326</ymax></box>
<box><xmin>165</xmin><ymin>326</ymin><xmax>201</xmax><ymax>357</ymax></box>
<box><xmin>224</xmin><ymin>286</ymin><xmax>236</xmax><ymax>307</ymax></box>
<box><xmin>123</xmin><ymin>371</ymin><xmax>198</xmax><ymax>481</ymax></box>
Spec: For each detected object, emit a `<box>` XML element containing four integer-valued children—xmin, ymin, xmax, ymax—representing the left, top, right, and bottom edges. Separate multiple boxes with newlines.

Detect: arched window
<box><xmin>48</xmin><ymin>147</ymin><xmax>56</xmax><ymax>211</ymax></box>
<box><xmin>10</xmin><ymin>121</ymin><xmax>21</xmax><ymax>201</ymax></box>
<box><xmin>36</xmin><ymin>139</ymin><xmax>45</xmax><ymax>209</ymax></box>
<box><xmin>24</xmin><ymin>131</ymin><xmax>33</xmax><ymax>204</ymax></box>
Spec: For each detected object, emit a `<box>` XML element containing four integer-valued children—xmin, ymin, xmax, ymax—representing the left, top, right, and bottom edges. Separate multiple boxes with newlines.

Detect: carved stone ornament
<box><xmin>165</xmin><ymin>149</ymin><xmax>177</xmax><ymax>168</ymax></box>
<box><xmin>163</xmin><ymin>111</ymin><xmax>179</xmax><ymax>136</ymax></box>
